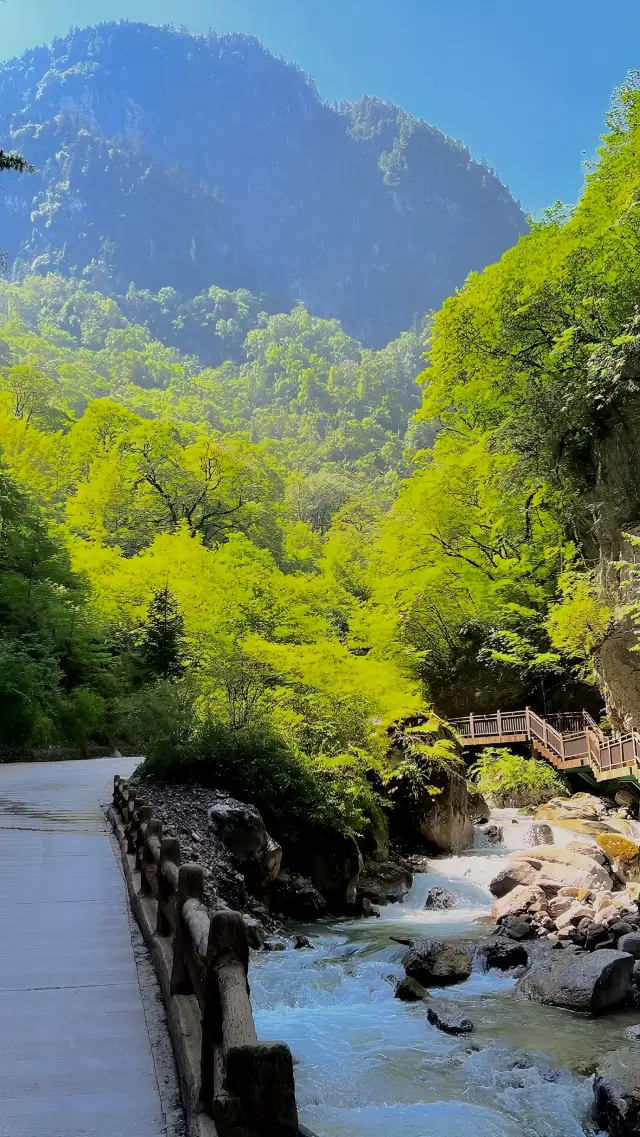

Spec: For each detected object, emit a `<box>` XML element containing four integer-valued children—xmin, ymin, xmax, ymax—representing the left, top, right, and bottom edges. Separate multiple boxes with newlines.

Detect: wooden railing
<box><xmin>112</xmin><ymin>776</ymin><xmax>312</xmax><ymax>1137</ymax></box>
<box><xmin>449</xmin><ymin>708</ymin><xmax>640</xmax><ymax>784</ymax></box>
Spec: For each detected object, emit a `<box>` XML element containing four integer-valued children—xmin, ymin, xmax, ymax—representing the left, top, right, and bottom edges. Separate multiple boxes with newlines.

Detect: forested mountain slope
<box><xmin>0</xmin><ymin>21</ymin><xmax>526</xmax><ymax>346</ymax></box>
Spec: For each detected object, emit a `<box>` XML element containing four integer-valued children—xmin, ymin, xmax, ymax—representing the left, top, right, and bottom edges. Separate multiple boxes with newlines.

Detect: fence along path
<box><xmin>110</xmin><ymin>776</ymin><xmax>315</xmax><ymax>1137</ymax></box>
<box><xmin>450</xmin><ymin>708</ymin><xmax>640</xmax><ymax>785</ymax></box>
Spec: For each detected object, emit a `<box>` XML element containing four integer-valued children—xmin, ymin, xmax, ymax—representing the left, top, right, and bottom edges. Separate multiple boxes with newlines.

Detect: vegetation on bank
<box><xmin>2</xmin><ymin>76</ymin><xmax>640</xmax><ymax>844</ymax></box>
<box><xmin>469</xmin><ymin>747</ymin><xmax>567</xmax><ymax>808</ymax></box>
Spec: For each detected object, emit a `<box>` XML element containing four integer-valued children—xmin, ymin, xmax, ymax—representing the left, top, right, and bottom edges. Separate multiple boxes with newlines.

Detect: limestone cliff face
<box><xmin>595</xmin><ymin>616</ymin><xmax>640</xmax><ymax>732</ymax></box>
<box><xmin>0</xmin><ymin>22</ymin><xmax>527</xmax><ymax>348</ymax></box>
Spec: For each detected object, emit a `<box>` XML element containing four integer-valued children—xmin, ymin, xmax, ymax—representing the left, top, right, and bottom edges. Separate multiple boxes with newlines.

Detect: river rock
<box><xmin>521</xmin><ymin>823</ymin><xmax>554</xmax><ymax>847</ymax></box>
<box><xmin>489</xmin><ymin>861</ymin><xmax>540</xmax><ymax>898</ymax></box>
<box><xmin>271</xmin><ymin>872</ymin><xmax>327</xmax><ymax>920</ymax></box>
<box><xmin>594</xmin><ymin>1047</ymin><xmax>640</xmax><ymax>1135</ymax></box>
<box><xmin>618</xmin><ymin>933</ymin><xmax>640</xmax><ymax>959</ymax></box>
<box><xmin>262</xmin><ymin>936</ymin><xmax>288</xmax><ymax>951</ymax></box>
<box><xmin>424</xmin><ymin>886</ymin><xmax>458</xmax><ymax>910</ymax></box>
<box><xmin>426</xmin><ymin>1007</ymin><xmax>474</xmax><ymax>1035</ymax></box>
<box><xmin>394</xmin><ymin>976</ymin><xmax>428</xmax><ymax>1002</ymax></box>
<box><xmin>292</xmin><ymin>934</ymin><xmax>313</xmax><ymax>949</ymax></box>
<box><xmin>492</xmin><ymin>885</ymin><xmax>545</xmax><ymax>921</ymax></box>
<box><xmin>357</xmin><ymin>860</ymin><xmax>412</xmax><ymax>906</ymax></box>
<box><xmin>207</xmin><ymin>797</ymin><xmax>282</xmax><ymax>891</ymax></box>
<box><xmin>616</xmin><ymin>790</ymin><xmax>639</xmax><ymax>812</ymax></box>
<box><xmin>403</xmin><ymin>939</ymin><xmax>473</xmax><ymax>987</ymax></box>
<box><xmin>518</xmin><ymin>949</ymin><xmax>634</xmax><ymax>1013</ymax></box>
<box><xmin>308</xmin><ymin>829</ymin><xmax>363</xmax><ymax>912</ymax></box>
<box><xmin>502</xmin><ymin>915</ymin><xmax>533</xmax><ymax>940</ymax></box>
<box><xmin>468</xmin><ymin>789</ymin><xmax>491</xmax><ymax>823</ymax></box>
<box><xmin>477</xmin><ymin>940</ymin><xmax>528</xmax><ymax>971</ymax></box>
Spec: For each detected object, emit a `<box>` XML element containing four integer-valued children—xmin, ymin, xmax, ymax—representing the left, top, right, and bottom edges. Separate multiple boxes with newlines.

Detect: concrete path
<box><xmin>0</xmin><ymin>757</ymin><xmax>181</xmax><ymax>1137</ymax></box>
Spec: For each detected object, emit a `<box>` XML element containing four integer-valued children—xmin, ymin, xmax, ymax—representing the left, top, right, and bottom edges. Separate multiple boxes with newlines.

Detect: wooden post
<box><xmin>126</xmin><ymin>797</ymin><xmax>142</xmax><ymax>853</ymax></box>
<box><xmin>157</xmin><ymin>837</ymin><xmax>180</xmax><ymax>936</ymax></box>
<box><xmin>170</xmin><ymin>863</ymin><xmax>206</xmax><ymax>996</ymax></box>
<box><xmin>141</xmin><ymin>817</ymin><xmax>162</xmax><ymax>896</ymax></box>
<box><xmin>469</xmin><ymin>712</ymin><xmax>474</xmax><ymax>740</ymax></box>
<box><xmin>135</xmin><ymin>805</ymin><xmax>153</xmax><ymax>872</ymax></box>
<box><xmin>496</xmin><ymin>709</ymin><xmax>502</xmax><ymax>738</ymax></box>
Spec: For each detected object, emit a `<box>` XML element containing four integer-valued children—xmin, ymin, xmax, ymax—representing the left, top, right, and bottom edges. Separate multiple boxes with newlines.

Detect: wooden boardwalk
<box><xmin>0</xmin><ymin>758</ymin><xmax>182</xmax><ymax>1137</ymax></box>
<box><xmin>450</xmin><ymin>708</ymin><xmax>640</xmax><ymax>787</ymax></box>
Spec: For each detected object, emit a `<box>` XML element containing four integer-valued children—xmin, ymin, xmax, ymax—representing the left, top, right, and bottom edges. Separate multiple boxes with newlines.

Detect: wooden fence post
<box><xmin>170</xmin><ymin>863</ymin><xmax>206</xmax><ymax>996</ymax></box>
<box><xmin>157</xmin><ymin>837</ymin><xmax>180</xmax><ymax>936</ymax></box>
<box><xmin>141</xmin><ymin>817</ymin><xmax>162</xmax><ymax>896</ymax></box>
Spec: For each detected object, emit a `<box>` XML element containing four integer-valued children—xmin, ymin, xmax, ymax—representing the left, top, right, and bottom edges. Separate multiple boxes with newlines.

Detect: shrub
<box><xmin>116</xmin><ymin>679</ymin><xmax>386</xmax><ymax>849</ymax></box>
<box><xmin>469</xmin><ymin>746</ymin><xmax>567</xmax><ymax>807</ymax></box>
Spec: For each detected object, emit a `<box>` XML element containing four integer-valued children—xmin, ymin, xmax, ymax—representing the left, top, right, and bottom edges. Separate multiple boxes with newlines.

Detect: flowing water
<box><xmin>250</xmin><ymin>811</ymin><xmax>640</xmax><ymax>1137</ymax></box>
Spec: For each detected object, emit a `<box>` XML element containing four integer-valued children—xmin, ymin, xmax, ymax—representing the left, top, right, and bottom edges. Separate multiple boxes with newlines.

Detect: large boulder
<box><xmin>518</xmin><ymin>949</ymin><xmax>634</xmax><ymax>1013</ymax></box>
<box><xmin>308</xmin><ymin>829</ymin><xmax>363</xmax><ymax>912</ymax></box>
<box><xmin>387</xmin><ymin>723</ymin><xmax>473</xmax><ymax>853</ymax></box>
<box><xmin>403</xmin><ymin>938</ymin><xmax>473</xmax><ymax>987</ymax></box>
<box><xmin>207</xmin><ymin>797</ymin><xmax>282</xmax><ymax>891</ymax></box>
<box><xmin>512</xmin><ymin>846</ymin><xmax>613</xmax><ymax>891</ymax></box>
<box><xmin>594</xmin><ymin>1047</ymin><xmax>640</xmax><ymax>1136</ymax></box>
<box><xmin>536</xmin><ymin>793</ymin><xmax>607</xmax><ymax>823</ymax></box>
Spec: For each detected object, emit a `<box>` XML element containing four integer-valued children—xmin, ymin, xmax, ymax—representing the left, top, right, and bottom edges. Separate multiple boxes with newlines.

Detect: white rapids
<box><xmin>250</xmin><ymin>810</ymin><xmax>635</xmax><ymax>1137</ymax></box>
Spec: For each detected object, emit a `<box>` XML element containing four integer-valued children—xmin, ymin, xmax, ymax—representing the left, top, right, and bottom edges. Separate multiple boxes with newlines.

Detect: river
<box><xmin>250</xmin><ymin>811</ymin><xmax>640</xmax><ymax>1137</ymax></box>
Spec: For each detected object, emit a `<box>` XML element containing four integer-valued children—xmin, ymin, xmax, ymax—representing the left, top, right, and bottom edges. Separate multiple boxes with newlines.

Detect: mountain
<box><xmin>0</xmin><ymin>21</ymin><xmax>527</xmax><ymax>347</ymax></box>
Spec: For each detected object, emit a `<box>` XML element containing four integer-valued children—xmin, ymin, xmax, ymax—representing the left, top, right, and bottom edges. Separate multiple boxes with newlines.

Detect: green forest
<box><xmin>2</xmin><ymin>77</ymin><xmax>640</xmax><ymax>849</ymax></box>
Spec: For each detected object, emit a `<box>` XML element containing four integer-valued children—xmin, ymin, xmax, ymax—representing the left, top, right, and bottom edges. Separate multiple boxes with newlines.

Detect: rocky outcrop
<box><xmin>518</xmin><ymin>949</ymin><xmax>634</xmax><ymax>1013</ymax></box>
<box><xmin>307</xmin><ymin>829</ymin><xmax>363</xmax><ymax>913</ymax></box>
<box><xmin>387</xmin><ymin>720</ymin><xmax>473</xmax><ymax>853</ymax></box>
<box><xmin>403</xmin><ymin>938</ymin><xmax>473</xmax><ymax>987</ymax></box>
<box><xmin>207</xmin><ymin>797</ymin><xmax>282</xmax><ymax>892</ymax></box>
<box><xmin>594</xmin><ymin>1047</ymin><xmax>640</xmax><ymax>1135</ymax></box>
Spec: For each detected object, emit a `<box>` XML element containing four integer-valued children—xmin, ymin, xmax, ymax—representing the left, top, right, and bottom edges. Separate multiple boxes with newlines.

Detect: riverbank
<box><xmin>250</xmin><ymin>810</ymin><xmax>640</xmax><ymax>1137</ymax></box>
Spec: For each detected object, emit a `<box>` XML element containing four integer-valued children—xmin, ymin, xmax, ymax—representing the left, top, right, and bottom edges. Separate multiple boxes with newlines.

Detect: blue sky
<box><xmin>2</xmin><ymin>0</ymin><xmax>638</xmax><ymax>213</ymax></box>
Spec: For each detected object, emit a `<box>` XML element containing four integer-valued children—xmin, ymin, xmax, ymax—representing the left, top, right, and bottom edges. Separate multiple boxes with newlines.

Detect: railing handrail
<box><xmin>451</xmin><ymin>708</ymin><xmax>640</xmax><ymax>782</ymax></box>
<box><xmin>112</xmin><ymin>776</ymin><xmax>305</xmax><ymax>1137</ymax></box>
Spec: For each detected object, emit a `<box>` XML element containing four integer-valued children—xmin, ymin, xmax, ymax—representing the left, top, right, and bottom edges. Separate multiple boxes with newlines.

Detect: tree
<box><xmin>140</xmin><ymin>586</ymin><xmax>185</xmax><ymax>680</ymax></box>
<box><xmin>0</xmin><ymin>151</ymin><xmax>33</xmax><ymax>174</ymax></box>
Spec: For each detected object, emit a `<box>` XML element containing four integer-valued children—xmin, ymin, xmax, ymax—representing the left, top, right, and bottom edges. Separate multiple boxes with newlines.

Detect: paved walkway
<box><xmin>0</xmin><ymin>758</ymin><xmax>180</xmax><ymax>1137</ymax></box>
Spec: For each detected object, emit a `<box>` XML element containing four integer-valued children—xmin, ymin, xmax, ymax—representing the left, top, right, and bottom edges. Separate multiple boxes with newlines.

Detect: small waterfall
<box><xmin>249</xmin><ymin>809</ymin><xmax>617</xmax><ymax>1137</ymax></box>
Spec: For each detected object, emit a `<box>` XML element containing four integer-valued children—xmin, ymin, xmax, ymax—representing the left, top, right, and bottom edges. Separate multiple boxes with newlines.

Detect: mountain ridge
<box><xmin>0</xmin><ymin>20</ymin><xmax>527</xmax><ymax>346</ymax></box>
